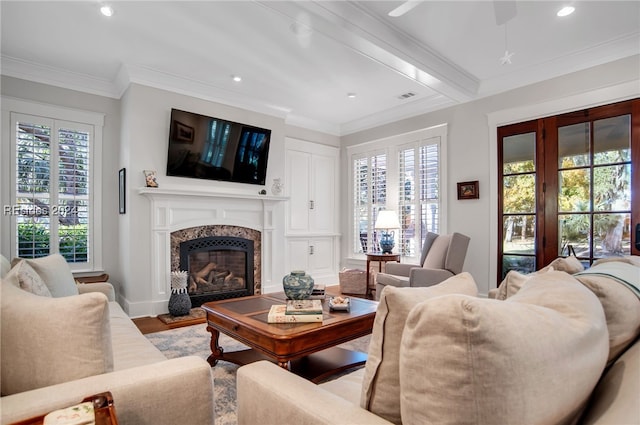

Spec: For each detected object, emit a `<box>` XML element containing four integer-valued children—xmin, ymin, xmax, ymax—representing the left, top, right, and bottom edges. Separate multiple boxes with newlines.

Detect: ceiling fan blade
<box><xmin>494</xmin><ymin>0</ymin><xmax>517</xmax><ymax>25</ymax></box>
<box><xmin>388</xmin><ymin>0</ymin><xmax>423</xmax><ymax>17</ymax></box>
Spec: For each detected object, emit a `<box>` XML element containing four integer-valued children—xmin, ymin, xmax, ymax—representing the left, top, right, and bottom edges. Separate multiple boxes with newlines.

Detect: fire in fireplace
<box><xmin>179</xmin><ymin>236</ymin><xmax>254</xmax><ymax>306</ymax></box>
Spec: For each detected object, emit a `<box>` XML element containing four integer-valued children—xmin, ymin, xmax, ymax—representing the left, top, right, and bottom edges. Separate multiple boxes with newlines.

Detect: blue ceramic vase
<box><xmin>283</xmin><ymin>270</ymin><xmax>314</xmax><ymax>299</ymax></box>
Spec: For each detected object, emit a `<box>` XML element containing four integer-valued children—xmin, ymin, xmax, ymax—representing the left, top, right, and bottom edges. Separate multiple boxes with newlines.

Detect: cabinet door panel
<box><xmin>311</xmin><ymin>154</ymin><xmax>336</xmax><ymax>233</ymax></box>
<box><xmin>288</xmin><ymin>239</ymin><xmax>310</xmax><ymax>272</ymax></box>
<box><xmin>287</xmin><ymin>150</ymin><xmax>311</xmax><ymax>232</ymax></box>
<box><xmin>310</xmin><ymin>238</ymin><xmax>335</xmax><ymax>276</ymax></box>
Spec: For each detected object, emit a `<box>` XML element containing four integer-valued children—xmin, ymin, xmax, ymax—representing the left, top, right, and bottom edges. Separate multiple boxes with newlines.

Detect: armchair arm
<box><xmin>77</xmin><ymin>282</ymin><xmax>115</xmax><ymax>301</ymax></box>
<box><xmin>382</xmin><ymin>262</ymin><xmax>416</xmax><ymax>277</ymax></box>
<box><xmin>409</xmin><ymin>268</ymin><xmax>454</xmax><ymax>287</ymax></box>
<box><xmin>1</xmin><ymin>356</ymin><xmax>214</xmax><ymax>425</ymax></box>
<box><xmin>237</xmin><ymin>361</ymin><xmax>392</xmax><ymax>425</ymax></box>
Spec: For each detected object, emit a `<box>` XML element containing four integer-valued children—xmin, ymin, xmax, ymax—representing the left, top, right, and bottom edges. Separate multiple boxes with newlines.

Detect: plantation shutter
<box><xmin>398</xmin><ymin>139</ymin><xmax>440</xmax><ymax>259</ymax></box>
<box><xmin>13</xmin><ymin>113</ymin><xmax>92</xmax><ymax>264</ymax></box>
<box><xmin>353</xmin><ymin>152</ymin><xmax>387</xmax><ymax>254</ymax></box>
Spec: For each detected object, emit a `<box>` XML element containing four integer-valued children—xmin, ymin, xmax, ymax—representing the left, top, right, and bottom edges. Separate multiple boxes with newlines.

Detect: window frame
<box><xmin>347</xmin><ymin>124</ymin><xmax>448</xmax><ymax>261</ymax></box>
<box><xmin>2</xmin><ymin>97</ymin><xmax>104</xmax><ymax>272</ymax></box>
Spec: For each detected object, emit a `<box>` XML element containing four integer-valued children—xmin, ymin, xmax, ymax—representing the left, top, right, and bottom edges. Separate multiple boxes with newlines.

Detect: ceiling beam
<box><xmin>258</xmin><ymin>1</ymin><xmax>479</xmax><ymax>103</ymax></box>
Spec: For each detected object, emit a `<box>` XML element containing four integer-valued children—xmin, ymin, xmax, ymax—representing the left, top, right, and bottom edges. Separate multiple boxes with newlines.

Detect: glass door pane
<box><xmin>557</xmin><ymin>113</ymin><xmax>632</xmax><ymax>262</ymax></box>
<box><xmin>501</xmin><ymin>131</ymin><xmax>537</xmax><ymax>278</ymax></box>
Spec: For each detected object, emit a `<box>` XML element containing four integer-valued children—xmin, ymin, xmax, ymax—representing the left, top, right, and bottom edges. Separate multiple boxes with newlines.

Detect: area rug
<box><xmin>146</xmin><ymin>324</ymin><xmax>371</xmax><ymax>425</ymax></box>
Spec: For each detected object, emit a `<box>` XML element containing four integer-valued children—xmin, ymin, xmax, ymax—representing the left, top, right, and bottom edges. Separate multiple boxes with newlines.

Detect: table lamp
<box><xmin>374</xmin><ymin>210</ymin><xmax>400</xmax><ymax>253</ymax></box>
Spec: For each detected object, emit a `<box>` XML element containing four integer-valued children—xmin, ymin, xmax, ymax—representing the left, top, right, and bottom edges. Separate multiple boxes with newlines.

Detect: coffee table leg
<box><xmin>277</xmin><ymin>360</ymin><xmax>289</xmax><ymax>370</ymax></box>
<box><xmin>206</xmin><ymin>325</ymin><xmax>224</xmax><ymax>367</ymax></box>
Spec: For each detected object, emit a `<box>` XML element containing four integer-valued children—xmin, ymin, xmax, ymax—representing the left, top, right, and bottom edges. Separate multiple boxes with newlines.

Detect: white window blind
<box><xmin>353</xmin><ymin>153</ymin><xmax>387</xmax><ymax>254</ymax></box>
<box><xmin>13</xmin><ymin>114</ymin><xmax>92</xmax><ymax>265</ymax></box>
<box><xmin>348</xmin><ymin>125</ymin><xmax>446</xmax><ymax>260</ymax></box>
<box><xmin>398</xmin><ymin>140</ymin><xmax>440</xmax><ymax>258</ymax></box>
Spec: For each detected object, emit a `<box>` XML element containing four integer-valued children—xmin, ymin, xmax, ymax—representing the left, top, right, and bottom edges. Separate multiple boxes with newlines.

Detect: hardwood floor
<box><xmin>133</xmin><ymin>316</ymin><xmax>171</xmax><ymax>335</ymax></box>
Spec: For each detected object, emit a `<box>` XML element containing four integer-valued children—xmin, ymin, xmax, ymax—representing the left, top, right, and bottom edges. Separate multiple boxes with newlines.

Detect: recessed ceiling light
<box><xmin>232</xmin><ymin>75</ymin><xmax>242</xmax><ymax>83</ymax></box>
<box><xmin>347</xmin><ymin>93</ymin><xmax>357</xmax><ymax>99</ymax></box>
<box><xmin>100</xmin><ymin>4</ymin><xmax>114</xmax><ymax>17</ymax></box>
<box><xmin>557</xmin><ymin>6</ymin><xmax>575</xmax><ymax>17</ymax></box>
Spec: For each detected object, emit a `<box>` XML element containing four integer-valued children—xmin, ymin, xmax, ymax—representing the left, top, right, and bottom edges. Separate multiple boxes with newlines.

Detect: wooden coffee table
<box><xmin>201</xmin><ymin>290</ymin><xmax>377</xmax><ymax>383</ymax></box>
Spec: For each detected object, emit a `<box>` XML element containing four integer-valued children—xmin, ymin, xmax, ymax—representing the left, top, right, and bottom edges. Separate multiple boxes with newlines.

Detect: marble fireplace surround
<box><xmin>139</xmin><ymin>187</ymin><xmax>286</xmax><ymax>315</ymax></box>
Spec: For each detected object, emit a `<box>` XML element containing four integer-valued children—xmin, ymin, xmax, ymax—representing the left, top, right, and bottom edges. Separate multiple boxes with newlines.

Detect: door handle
<box><xmin>636</xmin><ymin>223</ymin><xmax>640</xmax><ymax>250</ymax></box>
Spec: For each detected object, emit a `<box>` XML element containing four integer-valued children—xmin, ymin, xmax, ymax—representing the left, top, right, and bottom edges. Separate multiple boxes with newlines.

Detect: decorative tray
<box><xmin>329</xmin><ymin>296</ymin><xmax>350</xmax><ymax>312</ymax></box>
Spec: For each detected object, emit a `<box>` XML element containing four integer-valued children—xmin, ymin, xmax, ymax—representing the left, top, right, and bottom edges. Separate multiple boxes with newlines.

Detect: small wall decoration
<box><xmin>119</xmin><ymin>168</ymin><xmax>126</xmax><ymax>214</ymax></box>
<box><xmin>172</xmin><ymin>120</ymin><xmax>194</xmax><ymax>143</ymax></box>
<box><xmin>144</xmin><ymin>170</ymin><xmax>159</xmax><ymax>188</ymax></box>
<box><xmin>457</xmin><ymin>180</ymin><xmax>479</xmax><ymax>200</ymax></box>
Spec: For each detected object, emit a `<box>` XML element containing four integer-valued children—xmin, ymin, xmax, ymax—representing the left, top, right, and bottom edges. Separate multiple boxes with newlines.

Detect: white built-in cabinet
<box><xmin>284</xmin><ymin>138</ymin><xmax>340</xmax><ymax>285</ymax></box>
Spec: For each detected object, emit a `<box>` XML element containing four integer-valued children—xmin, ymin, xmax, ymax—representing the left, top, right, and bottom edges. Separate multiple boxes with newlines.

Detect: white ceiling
<box><xmin>1</xmin><ymin>1</ymin><xmax>639</xmax><ymax>135</ymax></box>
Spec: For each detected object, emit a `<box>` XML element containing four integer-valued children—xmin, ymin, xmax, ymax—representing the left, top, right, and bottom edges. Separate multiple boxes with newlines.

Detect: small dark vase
<box><xmin>168</xmin><ymin>289</ymin><xmax>191</xmax><ymax>316</ymax></box>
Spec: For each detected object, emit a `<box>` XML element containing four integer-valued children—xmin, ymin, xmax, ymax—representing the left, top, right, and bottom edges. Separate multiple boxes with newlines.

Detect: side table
<box><xmin>366</xmin><ymin>253</ymin><xmax>400</xmax><ymax>298</ymax></box>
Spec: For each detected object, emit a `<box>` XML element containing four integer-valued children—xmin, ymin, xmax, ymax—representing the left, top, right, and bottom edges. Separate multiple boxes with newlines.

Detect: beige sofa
<box><xmin>237</xmin><ymin>257</ymin><xmax>640</xmax><ymax>425</ymax></box>
<box><xmin>0</xmin><ymin>254</ymin><xmax>214</xmax><ymax>424</ymax></box>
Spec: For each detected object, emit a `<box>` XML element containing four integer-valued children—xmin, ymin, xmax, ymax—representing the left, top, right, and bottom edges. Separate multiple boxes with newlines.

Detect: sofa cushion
<box><xmin>8</xmin><ymin>260</ymin><xmax>52</xmax><ymax>297</ymax></box>
<box><xmin>360</xmin><ymin>272</ymin><xmax>478</xmax><ymax>424</ymax></box>
<box><xmin>1</xmin><ymin>282</ymin><xmax>113</xmax><ymax>396</ymax></box>
<box><xmin>494</xmin><ymin>266</ymin><xmax>553</xmax><ymax>300</ymax></box>
<box><xmin>580</xmin><ymin>337</ymin><xmax>640</xmax><ymax>425</ymax></box>
<box><xmin>12</xmin><ymin>254</ymin><xmax>79</xmax><ymax>297</ymax></box>
<box><xmin>549</xmin><ymin>255</ymin><xmax>584</xmax><ymax>273</ymax></box>
<box><xmin>399</xmin><ymin>271</ymin><xmax>608</xmax><ymax>425</ymax></box>
<box><xmin>108</xmin><ymin>301</ymin><xmax>167</xmax><ymax>370</ymax></box>
<box><xmin>573</xmin><ymin>261</ymin><xmax>640</xmax><ymax>363</ymax></box>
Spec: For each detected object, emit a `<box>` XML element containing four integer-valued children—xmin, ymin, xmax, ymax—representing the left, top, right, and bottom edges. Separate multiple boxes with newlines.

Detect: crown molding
<box><xmin>1</xmin><ymin>55</ymin><xmax>121</xmax><ymax>99</ymax></box>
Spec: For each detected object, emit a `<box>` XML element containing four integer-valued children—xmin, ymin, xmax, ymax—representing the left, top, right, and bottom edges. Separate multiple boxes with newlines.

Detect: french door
<box><xmin>498</xmin><ymin>99</ymin><xmax>640</xmax><ymax>281</ymax></box>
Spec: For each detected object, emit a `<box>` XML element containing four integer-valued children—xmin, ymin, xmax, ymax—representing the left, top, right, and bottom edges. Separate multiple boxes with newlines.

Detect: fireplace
<box><xmin>180</xmin><ymin>236</ymin><xmax>254</xmax><ymax>306</ymax></box>
<box><xmin>171</xmin><ymin>225</ymin><xmax>262</xmax><ymax>307</ymax></box>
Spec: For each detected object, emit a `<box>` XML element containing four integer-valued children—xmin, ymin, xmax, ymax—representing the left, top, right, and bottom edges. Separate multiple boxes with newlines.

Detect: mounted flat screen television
<box><xmin>166</xmin><ymin>108</ymin><xmax>271</xmax><ymax>185</ymax></box>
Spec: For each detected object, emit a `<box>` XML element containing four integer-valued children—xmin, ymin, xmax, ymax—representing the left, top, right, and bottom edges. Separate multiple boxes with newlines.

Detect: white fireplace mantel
<box><xmin>138</xmin><ymin>186</ymin><xmax>288</xmax><ymax>316</ymax></box>
<box><xmin>138</xmin><ymin>186</ymin><xmax>288</xmax><ymax>203</ymax></box>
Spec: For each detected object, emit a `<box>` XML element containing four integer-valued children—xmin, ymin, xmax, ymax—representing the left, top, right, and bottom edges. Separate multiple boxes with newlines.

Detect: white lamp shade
<box><xmin>374</xmin><ymin>210</ymin><xmax>401</xmax><ymax>230</ymax></box>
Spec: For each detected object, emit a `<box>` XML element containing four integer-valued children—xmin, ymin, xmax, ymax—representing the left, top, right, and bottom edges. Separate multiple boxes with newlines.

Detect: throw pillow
<box><xmin>360</xmin><ymin>272</ymin><xmax>478</xmax><ymax>424</ymax></box>
<box><xmin>494</xmin><ymin>266</ymin><xmax>553</xmax><ymax>300</ymax></box>
<box><xmin>399</xmin><ymin>271</ymin><xmax>608</xmax><ymax>425</ymax></box>
<box><xmin>12</xmin><ymin>254</ymin><xmax>78</xmax><ymax>297</ymax></box>
<box><xmin>0</xmin><ymin>282</ymin><xmax>113</xmax><ymax>396</ymax></box>
<box><xmin>11</xmin><ymin>260</ymin><xmax>52</xmax><ymax>297</ymax></box>
<box><xmin>549</xmin><ymin>255</ymin><xmax>585</xmax><ymax>273</ymax></box>
<box><xmin>573</xmin><ymin>261</ymin><xmax>640</xmax><ymax>363</ymax></box>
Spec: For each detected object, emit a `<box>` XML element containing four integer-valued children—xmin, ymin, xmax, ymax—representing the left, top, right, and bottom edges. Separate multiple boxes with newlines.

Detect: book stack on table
<box><xmin>267</xmin><ymin>299</ymin><xmax>324</xmax><ymax>323</ymax></box>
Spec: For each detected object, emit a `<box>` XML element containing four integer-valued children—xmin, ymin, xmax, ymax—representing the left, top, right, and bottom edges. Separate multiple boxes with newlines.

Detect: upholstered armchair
<box><xmin>375</xmin><ymin>232</ymin><xmax>470</xmax><ymax>300</ymax></box>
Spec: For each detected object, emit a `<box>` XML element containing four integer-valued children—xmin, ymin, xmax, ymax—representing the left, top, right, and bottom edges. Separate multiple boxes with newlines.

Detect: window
<box><xmin>353</xmin><ymin>152</ymin><xmax>387</xmax><ymax>254</ymax></box>
<box><xmin>398</xmin><ymin>140</ymin><xmax>440</xmax><ymax>257</ymax></box>
<box><xmin>349</xmin><ymin>125</ymin><xmax>446</xmax><ymax>260</ymax></box>
<box><xmin>498</xmin><ymin>99</ymin><xmax>639</xmax><ymax>279</ymax></box>
<box><xmin>5</xmin><ymin>99</ymin><xmax>103</xmax><ymax>272</ymax></box>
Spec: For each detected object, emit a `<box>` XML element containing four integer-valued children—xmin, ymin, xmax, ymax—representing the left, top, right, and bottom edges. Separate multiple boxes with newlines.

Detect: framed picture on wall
<box><xmin>457</xmin><ymin>180</ymin><xmax>479</xmax><ymax>200</ymax></box>
<box><xmin>119</xmin><ymin>168</ymin><xmax>126</xmax><ymax>214</ymax></box>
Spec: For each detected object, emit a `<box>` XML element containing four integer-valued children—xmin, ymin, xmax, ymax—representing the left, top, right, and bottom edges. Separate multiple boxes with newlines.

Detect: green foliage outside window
<box><xmin>18</xmin><ymin>223</ymin><xmax>88</xmax><ymax>262</ymax></box>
